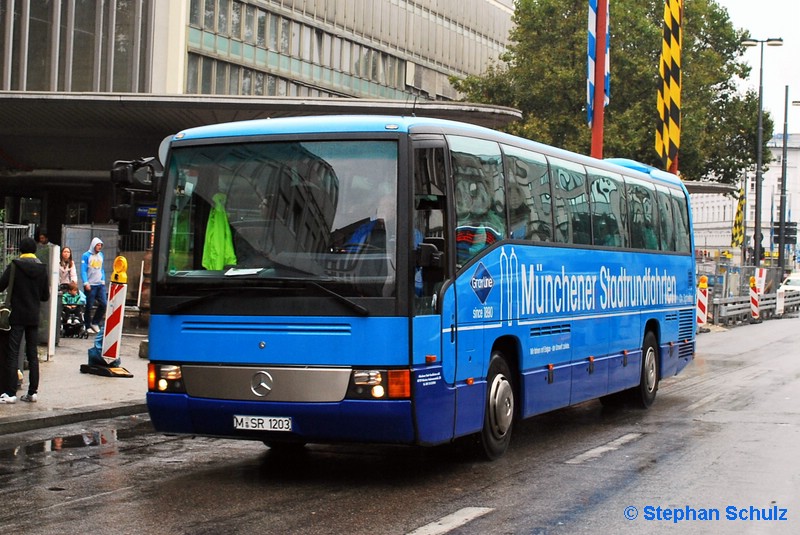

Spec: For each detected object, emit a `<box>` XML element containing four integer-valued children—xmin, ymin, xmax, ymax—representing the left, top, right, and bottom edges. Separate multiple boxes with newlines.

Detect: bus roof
<box><xmin>604</xmin><ymin>158</ymin><xmax>684</xmax><ymax>188</ymax></box>
<box><xmin>173</xmin><ymin>115</ymin><xmax>686</xmax><ymax>190</ymax></box>
<box><xmin>173</xmin><ymin>115</ymin><xmax>462</xmax><ymax>140</ymax></box>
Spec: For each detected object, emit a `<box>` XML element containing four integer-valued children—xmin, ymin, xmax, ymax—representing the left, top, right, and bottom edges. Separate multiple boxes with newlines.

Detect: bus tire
<box><xmin>478</xmin><ymin>351</ymin><xmax>515</xmax><ymax>460</ymax></box>
<box><xmin>630</xmin><ymin>331</ymin><xmax>659</xmax><ymax>408</ymax></box>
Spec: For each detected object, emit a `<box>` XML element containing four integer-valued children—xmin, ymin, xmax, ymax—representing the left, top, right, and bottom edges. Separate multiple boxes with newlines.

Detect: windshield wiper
<box><xmin>236</xmin><ymin>252</ymin><xmax>319</xmax><ymax>277</ymax></box>
<box><xmin>304</xmin><ymin>281</ymin><xmax>369</xmax><ymax>316</ymax></box>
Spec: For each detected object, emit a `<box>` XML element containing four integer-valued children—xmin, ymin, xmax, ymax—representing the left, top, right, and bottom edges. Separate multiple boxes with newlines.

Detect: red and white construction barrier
<box><xmin>776</xmin><ymin>288</ymin><xmax>786</xmax><ymax>316</ymax></box>
<box><xmin>749</xmin><ymin>277</ymin><xmax>760</xmax><ymax>321</ymax></box>
<box><xmin>101</xmin><ymin>257</ymin><xmax>129</xmax><ymax>364</ymax></box>
<box><xmin>696</xmin><ymin>287</ymin><xmax>708</xmax><ymax>327</ymax></box>
<box><xmin>755</xmin><ymin>268</ymin><xmax>766</xmax><ymax>295</ymax></box>
<box><xmin>696</xmin><ymin>275</ymin><xmax>709</xmax><ymax>328</ymax></box>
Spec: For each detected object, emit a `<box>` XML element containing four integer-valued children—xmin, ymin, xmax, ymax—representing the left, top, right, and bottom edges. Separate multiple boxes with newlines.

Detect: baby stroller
<box><xmin>61</xmin><ymin>304</ymin><xmax>89</xmax><ymax>338</ymax></box>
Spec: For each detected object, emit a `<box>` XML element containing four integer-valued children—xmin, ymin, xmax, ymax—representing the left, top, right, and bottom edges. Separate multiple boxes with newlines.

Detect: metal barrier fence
<box><xmin>1</xmin><ymin>222</ymin><xmax>33</xmax><ymax>269</ymax></box>
<box><xmin>710</xmin><ymin>291</ymin><xmax>800</xmax><ymax>325</ymax></box>
<box><xmin>119</xmin><ymin>228</ymin><xmax>154</xmax><ymax>252</ymax></box>
<box><xmin>698</xmin><ymin>260</ymin><xmax>786</xmax><ymax>299</ymax></box>
<box><xmin>697</xmin><ymin>258</ymin><xmax>799</xmax><ymax>325</ymax></box>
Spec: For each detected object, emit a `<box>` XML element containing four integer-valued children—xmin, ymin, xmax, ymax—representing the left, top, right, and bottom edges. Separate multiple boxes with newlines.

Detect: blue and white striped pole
<box><xmin>587</xmin><ymin>0</ymin><xmax>610</xmax><ymax>128</ymax></box>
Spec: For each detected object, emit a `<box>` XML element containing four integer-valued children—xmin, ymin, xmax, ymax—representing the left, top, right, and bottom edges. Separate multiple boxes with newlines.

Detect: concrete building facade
<box><xmin>0</xmin><ymin>0</ymin><xmax>516</xmax><ymax>237</ymax></box>
<box><xmin>690</xmin><ymin>133</ymin><xmax>799</xmax><ymax>269</ymax></box>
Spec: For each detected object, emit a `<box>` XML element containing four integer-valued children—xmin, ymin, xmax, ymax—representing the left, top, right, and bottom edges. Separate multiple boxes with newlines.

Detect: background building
<box><xmin>691</xmin><ymin>133</ymin><xmax>799</xmax><ymax>270</ymax></box>
<box><xmin>0</xmin><ymin>0</ymin><xmax>517</xmax><ymax>240</ymax></box>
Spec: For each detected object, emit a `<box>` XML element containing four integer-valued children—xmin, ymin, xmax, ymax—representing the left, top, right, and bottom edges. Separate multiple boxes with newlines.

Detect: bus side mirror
<box><xmin>111</xmin><ymin>157</ymin><xmax>162</xmax><ymax>194</ymax></box>
<box><xmin>415</xmin><ymin>194</ymin><xmax>444</xmax><ymax>210</ymax></box>
<box><xmin>110</xmin><ymin>164</ymin><xmax>135</xmax><ymax>187</ymax></box>
<box><xmin>417</xmin><ymin>241</ymin><xmax>443</xmax><ymax>268</ymax></box>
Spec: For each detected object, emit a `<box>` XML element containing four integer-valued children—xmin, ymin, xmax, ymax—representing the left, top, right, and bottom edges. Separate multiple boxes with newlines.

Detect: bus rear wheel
<box><xmin>478</xmin><ymin>351</ymin><xmax>515</xmax><ymax>460</ymax></box>
<box><xmin>630</xmin><ymin>331</ymin><xmax>659</xmax><ymax>408</ymax></box>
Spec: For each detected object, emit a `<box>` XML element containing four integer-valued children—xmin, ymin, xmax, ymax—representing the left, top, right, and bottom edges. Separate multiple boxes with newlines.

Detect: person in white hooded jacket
<box><xmin>80</xmin><ymin>237</ymin><xmax>106</xmax><ymax>333</ymax></box>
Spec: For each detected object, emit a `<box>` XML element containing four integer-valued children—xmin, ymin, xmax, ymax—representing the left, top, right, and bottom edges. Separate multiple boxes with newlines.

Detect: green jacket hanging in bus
<box><xmin>202</xmin><ymin>192</ymin><xmax>237</xmax><ymax>270</ymax></box>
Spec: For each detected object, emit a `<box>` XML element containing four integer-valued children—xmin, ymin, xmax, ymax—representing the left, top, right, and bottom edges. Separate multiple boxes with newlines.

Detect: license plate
<box><xmin>233</xmin><ymin>415</ymin><xmax>292</xmax><ymax>432</ymax></box>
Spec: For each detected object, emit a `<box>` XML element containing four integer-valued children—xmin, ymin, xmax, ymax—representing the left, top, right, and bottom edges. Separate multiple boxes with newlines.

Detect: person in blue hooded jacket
<box><xmin>81</xmin><ymin>237</ymin><xmax>106</xmax><ymax>333</ymax></box>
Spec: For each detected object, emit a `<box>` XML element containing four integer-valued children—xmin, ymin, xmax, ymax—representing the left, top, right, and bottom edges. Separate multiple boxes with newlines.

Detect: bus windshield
<box><xmin>161</xmin><ymin>139</ymin><xmax>398</xmax><ymax>297</ymax></box>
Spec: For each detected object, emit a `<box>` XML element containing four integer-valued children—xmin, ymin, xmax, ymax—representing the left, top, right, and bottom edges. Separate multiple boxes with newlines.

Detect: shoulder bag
<box><xmin>0</xmin><ymin>263</ymin><xmax>15</xmax><ymax>331</ymax></box>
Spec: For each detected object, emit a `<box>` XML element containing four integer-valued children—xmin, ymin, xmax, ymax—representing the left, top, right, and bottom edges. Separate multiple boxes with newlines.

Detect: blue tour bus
<box><xmin>146</xmin><ymin>115</ymin><xmax>695</xmax><ymax>460</ymax></box>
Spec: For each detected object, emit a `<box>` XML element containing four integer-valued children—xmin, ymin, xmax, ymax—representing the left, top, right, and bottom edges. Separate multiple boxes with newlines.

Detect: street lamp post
<box><xmin>777</xmin><ymin>87</ymin><xmax>789</xmax><ymax>273</ymax></box>
<box><xmin>741</xmin><ymin>36</ymin><xmax>783</xmax><ymax>267</ymax></box>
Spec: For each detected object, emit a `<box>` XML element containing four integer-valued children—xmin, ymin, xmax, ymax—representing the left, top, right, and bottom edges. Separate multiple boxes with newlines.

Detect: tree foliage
<box><xmin>451</xmin><ymin>0</ymin><xmax>773</xmax><ymax>184</ymax></box>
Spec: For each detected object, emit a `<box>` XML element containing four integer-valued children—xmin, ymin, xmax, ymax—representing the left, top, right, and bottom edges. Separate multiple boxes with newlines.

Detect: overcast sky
<box><xmin>718</xmin><ymin>0</ymin><xmax>800</xmax><ymax>134</ymax></box>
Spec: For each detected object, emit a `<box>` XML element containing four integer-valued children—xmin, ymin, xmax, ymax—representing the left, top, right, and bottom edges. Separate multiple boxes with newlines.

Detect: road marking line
<box><xmin>407</xmin><ymin>507</ymin><xmax>494</xmax><ymax>535</ymax></box>
<box><xmin>684</xmin><ymin>392</ymin><xmax>723</xmax><ymax>411</ymax></box>
<box><xmin>564</xmin><ymin>432</ymin><xmax>643</xmax><ymax>464</ymax></box>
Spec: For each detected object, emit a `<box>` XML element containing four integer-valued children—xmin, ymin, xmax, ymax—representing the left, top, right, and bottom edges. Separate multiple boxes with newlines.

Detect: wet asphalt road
<box><xmin>0</xmin><ymin>317</ymin><xmax>798</xmax><ymax>534</ymax></box>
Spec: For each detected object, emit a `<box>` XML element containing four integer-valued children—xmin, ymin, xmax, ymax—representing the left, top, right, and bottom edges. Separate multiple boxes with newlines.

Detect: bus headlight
<box><xmin>148</xmin><ymin>364</ymin><xmax>185</xmax><ymax>393</ymax></box>
<box><xmin>353</xmin><ymin>370</ymin><xmax>382</xmax><ymax>385</ymax></box>
<box><xmin>347</xmin><ymin>369</ymin><xmax>410</xmax><ymax>399</ymax></box>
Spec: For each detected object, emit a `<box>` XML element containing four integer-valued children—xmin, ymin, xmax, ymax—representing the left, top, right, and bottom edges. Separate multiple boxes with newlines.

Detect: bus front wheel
<box><xmin>478</xmin><ymin>351</ymin><xmax>515</xmax><ymax>460</ymax></box>
<box><xmin>631</xmin><ymin>331</ymin><xmax>659</xmax><ymax>408</ymax></box>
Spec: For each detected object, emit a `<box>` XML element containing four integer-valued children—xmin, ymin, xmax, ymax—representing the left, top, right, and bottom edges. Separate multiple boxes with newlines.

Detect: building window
<box><xmin>201</xmin><ymin>56</ymin><xmax>213</xmax><ymax>93</ymax></box>
<box><xmin>215</xmin><ymin>62</ymin><xmax>228</xmax><ymax>94</ymax></box>
<box><xmin>231</xmin><ymin>1</ymin><xmax>242</xmax><ymax>39</ymax></box>
<box><xmin>268</xmin><ymin>13</ymin><xmax>278</xmax><ymax>51</ymax></box>
<box><xmin>229</xmin><ymin>65</ymin><xmax>240</xmax><ymax>94</ymax></box>
<box><xmin>20</xmin><ymin>197</ymin><xmax>42</xmax><ymax>227</ymax></box>
<box><xmin>244</xmin><ymin>4</ymin><xmax>256</xmax><ymax>44</ymax></box>
<box><xmin>66</xmin><ymin>202</ymin><xmax>88</xmax><ymax>224</ymax></box>
<box><xmin>190</xmin><ymin>0</ymin><xmax>202</xmax><ymax>26</ymax></box>
<box><xmin>256</xmin><ymin>9</ymin><xmax>266</xmax><ymax>47</ymax></box>
<box><xmin>204</xmin><ymin>0</ymin><xmax>216</xmax><ymax>30</ymax></box>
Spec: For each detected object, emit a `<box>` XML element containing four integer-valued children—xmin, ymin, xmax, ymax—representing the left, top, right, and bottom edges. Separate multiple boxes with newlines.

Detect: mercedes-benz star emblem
<box><xmin>250</xmin><ymin>371</ymin><xmax>274</xmax><ymax>397</ymax></box>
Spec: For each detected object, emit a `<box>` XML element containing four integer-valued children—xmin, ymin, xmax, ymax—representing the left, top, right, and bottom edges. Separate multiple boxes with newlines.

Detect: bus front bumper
<box><xmin>146</xmin><ymin>392</ymin><xmax>416</xmax><ymax>445</ymax></box>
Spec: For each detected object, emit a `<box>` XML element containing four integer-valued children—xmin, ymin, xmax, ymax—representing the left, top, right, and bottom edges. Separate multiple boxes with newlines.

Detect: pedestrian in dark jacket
<box><xmin>0</xmin><ymin>237</ymin><xmax>50</xmax><ymax>404</ymax></box>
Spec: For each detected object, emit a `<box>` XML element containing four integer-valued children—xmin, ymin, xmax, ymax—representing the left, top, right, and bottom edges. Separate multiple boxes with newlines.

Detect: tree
<box><xmin>451</xmin><ymin>0</ymin><xmax>773</xmax><ymax>184</ymax></box>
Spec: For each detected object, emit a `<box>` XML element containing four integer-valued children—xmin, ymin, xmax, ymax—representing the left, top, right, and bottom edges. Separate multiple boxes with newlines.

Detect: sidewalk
<box><xmin>0</xmin><ymin>331</ymin><xmax>149</xmax><ymax>435</ymax></box>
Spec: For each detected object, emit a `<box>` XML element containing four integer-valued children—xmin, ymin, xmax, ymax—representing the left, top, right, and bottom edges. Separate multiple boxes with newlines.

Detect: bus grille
<box><xmin>529</xmin><ymin>324</ymin><xmax>570</xmax><ymax>337</ymax></box>
<box><xmin>677</xmin><ymin>310</ymin><xmax>694</xmax><ymax>341</ymax></box>
<box><xmin>181</xmin><ymin>321</ymin><xmax>352</xmax><ymax>335</ymax></box>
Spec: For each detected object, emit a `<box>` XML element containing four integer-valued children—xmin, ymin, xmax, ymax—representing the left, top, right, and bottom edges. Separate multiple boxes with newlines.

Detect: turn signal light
<box><xmin>387</xmin><ymin>370</ymin><xmax>410</xmax><ymax>398</ymax></box>
<box><xmin>148</xmin><ymin>364</ymin><xmax>185</xmax><ymax>393</ymax></box>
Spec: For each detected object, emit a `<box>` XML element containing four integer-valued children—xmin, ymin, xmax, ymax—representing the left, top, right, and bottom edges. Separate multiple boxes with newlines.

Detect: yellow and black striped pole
<box><xmin>731</xmin><ymin>188</ymin><xmax>745</xmax><ymax>248</ymax></box>
<box><xmin>655</xmin><ymin>0</ymin><xmax>682</xmax><ymax>173</ymax></box>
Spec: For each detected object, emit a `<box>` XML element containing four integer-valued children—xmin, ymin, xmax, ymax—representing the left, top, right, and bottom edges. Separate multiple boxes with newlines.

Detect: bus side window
<box><xmin>656</xmin><ymin>186</ymin><xmax>676</xmax><ymax>251</ymax></box>
<box><xmin>501</xmin><ymin>145</ymin><xmax>552</xmax><ymax>242</ymax></box>
<box><xmin>447</xmin><ymin>136</ymin><xmax>505</xmax><ymax>266</ymax></box>
<box><xmin>626</xmin><ymin>178</ymin><xmax>660</xmax><ymax>251</ymax></box>
<box><xmin>549</xmin><ymin>157</ymin><xmax>590</xmax><ymax>245</ymax></box>
<box><xmin>588</xmin><ymin>168</ymin><xmax>626</xmax><ymax>247</ymax></box>
<box><xmin>671</xmin><ymin>191</ymin><xmax>691</xmax><ymax>253</ymax></box>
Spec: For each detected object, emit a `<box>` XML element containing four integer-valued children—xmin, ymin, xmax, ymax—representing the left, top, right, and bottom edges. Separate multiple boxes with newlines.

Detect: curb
<box><xmin>0</xmin><ymin>402</ymin><xmax>148</xmax><ymax>435</ymax></box>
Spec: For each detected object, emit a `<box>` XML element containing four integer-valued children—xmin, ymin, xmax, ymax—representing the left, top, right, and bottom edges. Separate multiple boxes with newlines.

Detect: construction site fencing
<box><xmin>698</xmin><ymin>260</ymin><xmax>799</xmax><ymax>325</ymax></box>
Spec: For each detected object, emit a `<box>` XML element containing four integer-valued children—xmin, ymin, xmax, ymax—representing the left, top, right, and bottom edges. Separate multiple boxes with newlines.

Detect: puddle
<box><xmin>0</xmin><ymin>417</ymin><xmax>154</xmax><ymax>459</ymax></box>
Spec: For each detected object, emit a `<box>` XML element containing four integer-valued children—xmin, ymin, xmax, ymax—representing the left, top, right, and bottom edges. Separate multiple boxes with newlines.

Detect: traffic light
<box><xmin>788</xmin><ymin>222</ymin><xmax>798</xmax><ymax>245</ymax></box>
<box><xmin>110</xmin><ymin>204</ymin><xmax>134</xmax><ymax>234</ymax></box>
<box><xmin>772</xmin><ymin>221</ymin><xmax>797</xmax><ymax>245</ymax></box>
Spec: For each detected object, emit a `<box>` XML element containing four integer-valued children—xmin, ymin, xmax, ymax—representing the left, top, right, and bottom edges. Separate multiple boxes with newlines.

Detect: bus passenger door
<box><xmin>411</xmin><ymin>140</ymin><xmax>459</xmax><ymax>444</ymax></box>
